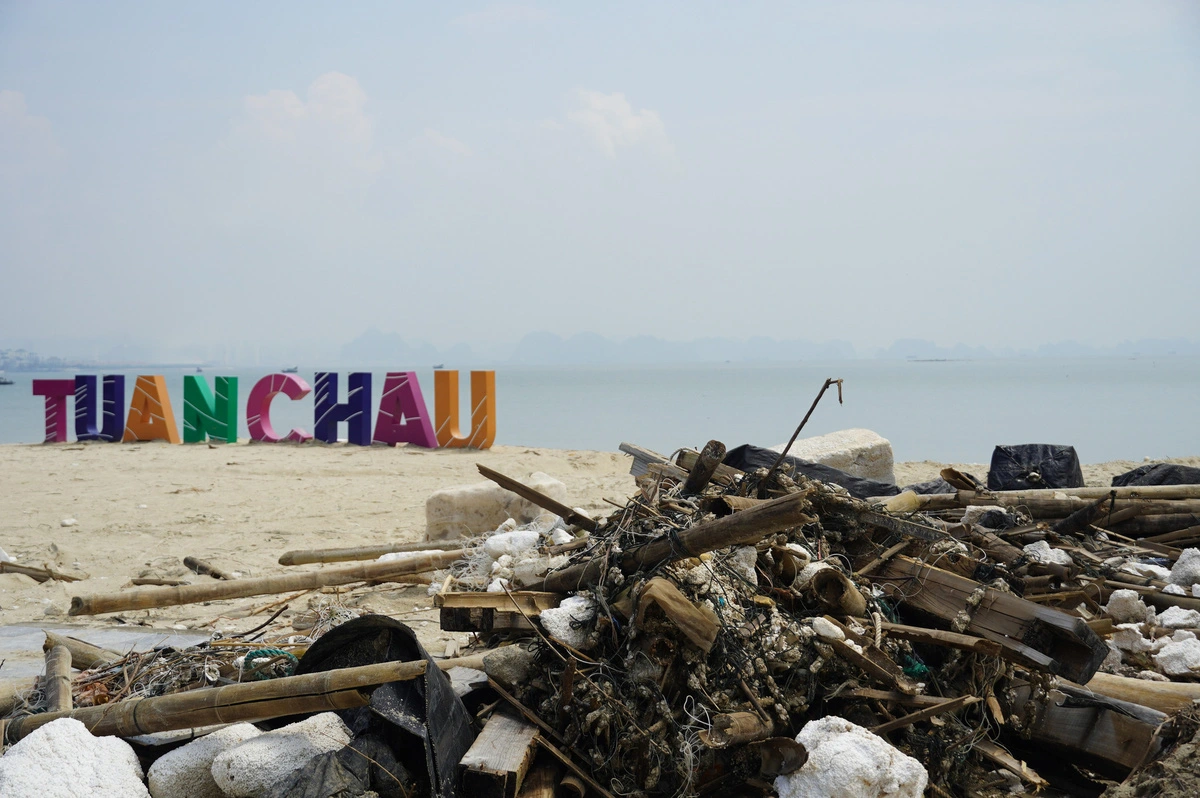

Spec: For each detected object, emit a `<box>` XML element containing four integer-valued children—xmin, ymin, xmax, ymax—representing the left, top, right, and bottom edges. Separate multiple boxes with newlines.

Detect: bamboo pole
<box><xmin>537</xmin><ymin>489</ymin><xmax>814</xmax><ymax>593</ymax></box>
<box><xmin>43</xmin><ymin>646</ymin><xmax>72</xmax><ymax>713</ymax></box>
<box><xmin>3</xmin><ymin>659</ymin><xmax>427</xmax><ymax>743</ymax></box>
<box><xmin>875</xmin><ymin>485</ymin><xmax>1200</xmax><ymax>509</ymax></box>
<box><xmin>0</xmin><ymin>679</ymin><xmax>36</xmax><ymax>716</ymax></box>
<box><xmin>43</xmin><ymin>632</ymin><xmax>123</xmax><ymax>669</ymax></box>
<box><xmin>279</xmin><ymin>539</ymin><xmax>465</xmax><ymax>566</ymax></box>
<box><xmin>70</xmin><ymin>550</ymin><xmax>461</xmax><ymax>616</ymax></box>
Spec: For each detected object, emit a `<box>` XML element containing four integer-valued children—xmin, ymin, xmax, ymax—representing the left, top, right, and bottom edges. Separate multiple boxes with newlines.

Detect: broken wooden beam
<box><xmin>874</xmin><ymin>556</ymin><xmax>1107</xmax><ymax>683</ymax></box>
<box><xmin>460</xmin><ymin>710</ymin><xmax>540</xmax><ymax>798</ymax></box>
<box><xmin>683</xmin><ymin>440</ymin><xmax>727</xmax><ymax>495</ymax></box>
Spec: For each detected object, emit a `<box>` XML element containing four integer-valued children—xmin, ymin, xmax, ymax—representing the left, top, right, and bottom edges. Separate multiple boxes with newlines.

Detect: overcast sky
<box><xmin>1</xmin><ymin>1</ymin><xmax>1197</xmax><ymax>356</ymax></box>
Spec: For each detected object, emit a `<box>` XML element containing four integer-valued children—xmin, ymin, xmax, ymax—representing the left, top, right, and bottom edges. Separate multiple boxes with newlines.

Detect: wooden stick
<box><xmin>43</xmin><ymin>632</ymin><xmax>123</xmax><ymax>670</ymax></box>
<box><xmin>70</xmin><ymin>550</ymin><xmax>462</xmax><ymax>616</ymax></box>
<box><xmin>0</xmin><ymin>561</ymin><xmax>86</xmax><ymax>583</ymax></box>
<box><xmin>873</xmin><ymin>485</ymin><xmax>1200</xmax><ymax>509</ymax></box>
<box><xmin>130</xmin><ymin>577</ymin><xmax>190</xmax><ymax>587</ymax></box>
<box><xmin>43</xmin><ymin>646</ymin><xmax>72</xmax><ymax>713</ymax></box>
<box><xmin>279</xmin><ymin>539</ymin><xmax>464</xmax><ymax>566</ymax></box>
<box><xmin>536</xmin><ymin>489</ymin><xmax>814</xmax><ymax>593</ymax></box>
<box><xmin>683</xmin><ymin>440</ymin><xmax>726</xmax><ymax>495</ymax></box>
<box><xmin>184</xmin><ymin>556</ymin><xmax>234</xmax><ymax>581</ymax></box>
<box><xmin>4</xmin><ymin>659</ymin><xmax>427</xmax><ymax>743</ymax></box>
<box><xmin>855</xmin><ymin>541</ymin><xmax>910</xmax><ymax>577</ymax></box>
<box><xmin>871</xmin><ymin>695</ymin><xmax>980</xmax><ymax>735</ymax></box>
<box><xmin>880</xmin><ymin>623</ymin><xmax>1003</xmax><ymax>656</ymax></box>
<box><xmin>477</xmin><ymin>465</ymin><xmax>597</xmax><ymax>532</ymax></box>
<box><xmin>972</xmin><ymin>740</ymin><xmax>1048</xmax><ymax>789</ymax></box>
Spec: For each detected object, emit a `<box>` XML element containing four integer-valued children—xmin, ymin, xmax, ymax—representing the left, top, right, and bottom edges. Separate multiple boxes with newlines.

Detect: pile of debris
<box><xmin>6</xmin><ymin>430</ymin><xmax>1200</xmax><ymax>797</ymax></box>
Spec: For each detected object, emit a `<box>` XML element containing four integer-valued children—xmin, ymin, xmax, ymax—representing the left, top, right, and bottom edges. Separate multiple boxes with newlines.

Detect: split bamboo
<box><xmin>70</xmin><ymin>550</ymin><xmax>461</xmax><ymax>616</ymax></box>
<box><xmin>3</xmin><ymin>659</ymin><xmax>427</xmax><ymax>743</ymax></box>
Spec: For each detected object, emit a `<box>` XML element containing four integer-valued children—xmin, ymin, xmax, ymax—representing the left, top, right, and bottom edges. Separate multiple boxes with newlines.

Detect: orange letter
<box><xmin>123</xmin><ymin>375</ymin><xmax>181</xmax><ymax>443</ymax></box>
<box><xmin>434</xmin><ymin>370</ymin><xmax>495</xmax><ymax>449</ymax></box>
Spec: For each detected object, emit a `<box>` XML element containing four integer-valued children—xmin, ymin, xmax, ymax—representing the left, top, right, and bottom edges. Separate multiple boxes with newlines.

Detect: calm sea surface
<box><xmin>0</xmin><ymin>358</ymin><xmax>1196</xmax><ymax>463</ymax></box>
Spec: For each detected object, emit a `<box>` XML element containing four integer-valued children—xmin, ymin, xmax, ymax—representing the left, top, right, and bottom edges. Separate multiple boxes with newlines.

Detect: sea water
<box><xmin>0</xmin><ymin>358</ymin><xmax>1196</xmax><ymax>463</ymax></box>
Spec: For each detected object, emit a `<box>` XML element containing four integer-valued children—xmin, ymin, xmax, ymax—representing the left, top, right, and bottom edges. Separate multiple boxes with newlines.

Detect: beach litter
<box><xmin>9</xmin><ymin>399</ymin><xmax>1200</xmax><ymax>796</ymax></box>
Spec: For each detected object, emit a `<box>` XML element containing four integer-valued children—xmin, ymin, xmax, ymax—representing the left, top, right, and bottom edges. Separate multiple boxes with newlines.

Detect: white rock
<box><xmin>425</xmin><ymin>473</ymin><xmax>568</xmax><ymax>540</ymax></box>
<box><xmin>1110</xmin><ymin>624</ymin><xmax>1154</xmax><ymax>654</ymax></box>
<box><xmin>1163</xmin><ymin>584</ymin><xmax>1187</xmax><ymax>596</ymax></box>
<box><xmin>770</xmin><ymin>428</ymin><xmax>896</xmax><ymax>483</ymax></box>
<box><xmin>1022</xmin><ymin>541</ymin><xmax>1074</xmax><ymax>567</ymax></box>
<box><xmin>1156</xmin><ymin>606</ymin><xmax>1200</xmax><ymax>629</ymax></box>
<box><xmin>539</xmin><ymin>595</ymin><xmax>596</xmax><ymax>649</ymax></box>
<box><xmin>211</xmin><ymin>713</ymin><xmax>350</xmax><ymax>797</ymax></box>
<box><xmin>774</xmin><ymin>716</ymin><xmax>928</xmax><ymax>798</ymax></box>
<box><xmin>1105</xmin><ymin>589</ymin><xmax>1151</xmax><ymax>624</ymax></box>
<box><xmin>148</xmin><ymin>723</ymin><xmax>262</xmax><ymax>798</ymax></box>
<box><xmin>1154</xmin><ymin>637</ymin><xmax>1200</xmax><ymax>676</ymax></box>
<box><xmin>811</xmin><ymin>617</ymin><xmax>845</xmax><ymax>641</ymax></box>
<box><xmin>1122</xmin><ymin>562</ymin><xmax>1172</xmax><ymax>581</ymax></box>
<box><xmin>1169</xmin><ymin>549</ymin><xmax>1200</xmax><ymax>586</ymax></box>
<box><xmin>60</xmin><ymin>518</ymin><xmax>77</xmax><ymax>527</ymax></box>
<box><xmin>0</xmin><ymin>718</ymin><xmax>149</xmax><ymax>798</ymax></box>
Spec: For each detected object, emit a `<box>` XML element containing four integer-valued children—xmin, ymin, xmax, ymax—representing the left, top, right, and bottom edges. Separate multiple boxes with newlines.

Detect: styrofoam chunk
<box><xmin>770</xmin><ymin>428</ymin><xmax>896</xmax><ymax>483</ymax></box>
<box><xmin>1169</xmin><ymin>549</ymin><xmax>1200</xmax><ymax>587</ymax></box>
<box><xmin>774</xmin><ymin>716</ymin><xmax>928</xmax><ymax>798</ymax></box>
<box><xmin>148</xmin><ymin>723</ymin><xmax>262</xmax><ymax>798</ymax></box>
<box><xmin>425</xmin><ymin>472</ymin><xmax>568</xmax><ymax>540</ymax></box>
<box><xmin>211</xmin><ymin>713</ymin><xmax>350</xmax><ymax>797</ymax></box>
<box><xmin>0</xmin><ymin>718</ymin><xmax>149</xmax><ymax>798</ymax></box>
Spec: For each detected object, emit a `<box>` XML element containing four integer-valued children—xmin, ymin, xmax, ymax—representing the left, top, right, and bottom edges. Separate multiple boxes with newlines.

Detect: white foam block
<box><xmin>774</xmin><ymin>716</ymin><xmax>928</xmax><ymax>798</ymax></box>
<box><xmin>425</xmin><ymin>472</ymin><xmax>568</xmax><ymax>540</ymax></box>
<box><xmin>0</xmin><ymin>718</ymin><xmax>149</xmax><ymax>798</ymax></box>
<box><xmin>211</xmin><ymin>713</ymin><xmax>350</xmax><ymax>797</ymax></box>
<box><xmin>771</xmin><ymin>428</ymin><xmax>895</xmax><ymax>483</ymax></box>
<box><xmin>148</xmin><ymin>723</ymin><xmax>262</xmax><ymax>798</ymax></box>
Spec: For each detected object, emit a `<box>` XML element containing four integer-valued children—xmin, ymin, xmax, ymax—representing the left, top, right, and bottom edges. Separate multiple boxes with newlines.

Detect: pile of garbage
<box><xmin>5</xmin><ymin>430</ymin><xmax>1200</xmax><ymax>797</ymax></box>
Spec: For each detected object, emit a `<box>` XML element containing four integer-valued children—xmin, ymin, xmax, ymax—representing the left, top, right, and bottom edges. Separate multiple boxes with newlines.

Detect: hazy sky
<box><xmin>2</xmin><ymin>1</ymin><xmax>1198</xmax><ymax>355</ymax></box>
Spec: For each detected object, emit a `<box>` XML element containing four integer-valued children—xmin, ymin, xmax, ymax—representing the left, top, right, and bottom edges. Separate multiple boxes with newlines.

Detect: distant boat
<box><xmin>195</xmin><ymin>366</ymin><xmax>203</xmax><ymax>373</ymax></box>
<box><xmin>433</xmin><ymin>364</ymin><xmax>444</xmax><ymax>370</ymax></box>
<box><xmin>282</xmin><ymin>366</ymin><xmax>299</xmax><ymax>374</ymax></box>
<box><xmin>0</xmin><ymin>377</ymin><xmax>12</xmax><ymax>386</ymax></box>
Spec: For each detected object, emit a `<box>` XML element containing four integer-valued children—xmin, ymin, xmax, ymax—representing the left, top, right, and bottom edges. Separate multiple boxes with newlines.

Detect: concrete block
<box><xmin>771</xmin><ymin>428</ymin><xmax>895</xmax><ymax>484</ymax></box>
<box><xmin>425</xmin><ymin>472</ymin><xmax>567</xmax><ymax>540</ymax></box>
<box><xmin>148</xmin><ymin>723</ymin><xmax>262</xmax><ymax>798</ymax></box>
<box><xmin>210</xmin><ymin>713</ymin><xmax>350</xmax><ymax>797</ymax></box>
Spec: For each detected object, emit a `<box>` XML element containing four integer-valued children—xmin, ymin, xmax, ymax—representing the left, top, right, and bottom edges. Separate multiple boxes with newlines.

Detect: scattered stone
<box><xmin>1169</xmin><ymin>549</ymin><xmax>1200</xmax><ymax>587</ymax></box>
<box><xmin>482</xmin><ymin>645</ymin><xmax>537</xmax><ymax>689</ymax></box>
<box><xmin>211</xmin><ymin>713</ymin><xmax>351</xmax><ymax>797</ymax></box>
<box><xmin>148</xmin><ymin>723</ymin><xmax>262</xmax><ymax>798</ymax></box>
<box><xmin>59</xmin><ymin>518</ymin><xmax>77</xmax><ymax>528</ymax></box>
<box><xmin>774</xmin><ymin>716</ymin><xmax>928</xmax><ymax>798</ymax></box>
<box><xmin>0</xmin><ymin>718</ymin><xmax>149</xmax><ymax>798</ymax></box>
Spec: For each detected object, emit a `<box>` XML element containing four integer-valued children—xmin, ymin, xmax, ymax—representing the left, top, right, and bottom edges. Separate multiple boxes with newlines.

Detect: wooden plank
<box><xmin>874</xmin><ymin>556</ymin><xmax>1107</xmax><ymax>683</ymax></box>
<box><xmin>460</xmin><ymin>711</ymin><xmax>539</xmax><ymax>798</ymax></box>
<box><xmin>435</xmin><ymin>591</ymin><xmax>560</xmax><ymax>616</ymax></box>
<box><xmin>619</xmin><ymin>442</ymin><xmax>671</xmax><ymax>477</ymax></box>
<box><xmin>439</xmin><ymin>607</ymin><xmax>534</xmax><ymax>633</ymax></box>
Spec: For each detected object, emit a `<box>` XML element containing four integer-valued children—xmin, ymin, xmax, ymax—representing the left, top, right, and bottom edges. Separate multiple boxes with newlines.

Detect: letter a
<box><xmin>372</xmin><ymin>372</ymin><xmax>438</xmax><ymax>448</ymax></box>
<box><xmin>434</xmin><ymin>370</ymin><xmax>496</xmax><ymax>449</ymax></box>
<box><xmin>123</xmin><ymin>375</ymin><xmax>181</xmax><ymax>443</ymax></box>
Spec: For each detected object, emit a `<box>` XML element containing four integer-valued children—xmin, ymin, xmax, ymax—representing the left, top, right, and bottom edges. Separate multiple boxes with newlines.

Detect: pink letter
<box><xmin>247</xmin><ymin>374</ymin><xmax>313</xmax><ymax>443</ymax></box>
<box><xmin>372</xmin><ymin>372</ymin><xmax>438</xmax><ymax>448</ymax></box>
<box><xmin>32</xmin><ymin>379</ymin><xmax>75</xmax><ymax>443</ymax></box>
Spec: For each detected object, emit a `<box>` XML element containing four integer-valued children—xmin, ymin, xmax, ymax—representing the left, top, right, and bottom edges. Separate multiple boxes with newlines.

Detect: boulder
<box><xmin>425</xmin><ymin>472</ymin><xmax>567</xmax><ymax>540</ymax></box>
<box><xmin>770</xmin><ymin>429</ymin><xmax>895</xmax><ymax>484</ymax></box>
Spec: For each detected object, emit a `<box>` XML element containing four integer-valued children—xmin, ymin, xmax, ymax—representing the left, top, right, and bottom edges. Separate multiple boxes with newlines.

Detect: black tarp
<box><xmin>723</xmin><ymin>444</ymin><xmax>963</xmax><ymax>500</ymax></box>
<box><xmin>273</xmin><ymin>615</ymin><xmax>474</xmax><ymax>798</ymax></box>
<box><xmin>1111</xmin><ymin>463</ymin><xmax>1200</xmax><ymax>487</ymax></box>
<box><xmin>987</xmin><ymin>444</ymin><xmax>1084</xmax><ymax>491</ymax></box>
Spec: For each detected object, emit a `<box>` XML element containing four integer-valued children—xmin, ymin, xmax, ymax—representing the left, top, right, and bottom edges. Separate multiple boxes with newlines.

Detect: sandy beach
<box><xmin>1</xmin><ymin>442</ymin><xmax>1198</xmax><ymax>677</ymax></box>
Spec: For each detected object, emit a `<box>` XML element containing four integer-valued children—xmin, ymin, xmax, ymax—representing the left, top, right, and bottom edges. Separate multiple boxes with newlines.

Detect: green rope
<box><xmin>243</xmin><ymin>647</ymin><xmax>299</xmax><ymax>680</ymax></box>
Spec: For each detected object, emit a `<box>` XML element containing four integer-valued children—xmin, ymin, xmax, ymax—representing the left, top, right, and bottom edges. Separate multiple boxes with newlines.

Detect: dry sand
<box><xmin>1</xmin><ymin>442</ymin><xmax>1197</xmax><ymax>676</ymax></box>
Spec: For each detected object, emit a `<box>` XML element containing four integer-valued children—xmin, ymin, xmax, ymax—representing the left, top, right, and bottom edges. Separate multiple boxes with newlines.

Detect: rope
<box><xmin>243</xmin><ymin>647</ymin><xmax>299</xmax><ymax>680</ymax></box>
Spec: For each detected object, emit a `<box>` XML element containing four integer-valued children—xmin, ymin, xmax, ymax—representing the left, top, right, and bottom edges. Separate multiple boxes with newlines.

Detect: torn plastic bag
<box><xmin>1112</xmin><ymin>463</ymin><xmax>1200</xmax><ymax>487</ymax></box>
<box><xmin>282</xmin><ymin>615</ymin><xmax>474</xmax><ymax>798</ymax></box>
<box><xmin>987</xmin><ymin>444</ymin><xmax>1084</xmax><ymax>491</ymax></box>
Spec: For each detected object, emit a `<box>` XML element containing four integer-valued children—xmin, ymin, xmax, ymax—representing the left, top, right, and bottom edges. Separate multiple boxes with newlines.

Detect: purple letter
<box><xmin>372</xmin><ymin>372</ymin><xmax>438</xmax><ymax>448</ymax></box>
<box><xmin>314</xmin><ymin>372</ymin><xmax>372</xmax><ymax>445</ymax></box>
<box><xmin>32</xmin><ymin>379</ymin><xmax>75</xmax><ymax>443</ymax></box>
<box><xmin>75</xmin><ymin>375</ymin><xmax>126</xmax><ymax>442</ymax></box>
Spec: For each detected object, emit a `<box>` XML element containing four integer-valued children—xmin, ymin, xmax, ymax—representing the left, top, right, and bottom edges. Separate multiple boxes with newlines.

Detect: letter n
<box><xmin>434</xmin><ymin>370</ymin><xmax>496</xmax><ymax>449</ymax></box>
<box><xmin>123</xmin><ymin>375</ymin><xmax>181</xmax><ymax>443</ymax></box>
<box><xmin>183</xmin><ymin>376</ymin><xmax>239</xmax><ymax>443</ymax></box>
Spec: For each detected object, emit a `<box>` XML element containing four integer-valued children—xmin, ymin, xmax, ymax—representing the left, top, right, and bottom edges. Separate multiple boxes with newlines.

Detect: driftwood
<box><xmin>0</xmin><ymin>561</ymin><xmax>86</xmax><ymax>583</ymax></box>
<box><xmin>279</xmin><ymin>539</ymin><xmax>464</xmax><ymax>566</ymax></box>
<box><xmin>43</xmin><ymin>646</ymin><xmax>72</xmax><ymax>713</ymax></box>
<box><xmin>43</xmin><ymin>632</ymin><xmax>122</xmax><ymax>669</ymax></box>
<box><xmin>70</xmin><ymin>550</ymin><xmax>461</xmax><ymax>616</ymax></box>
<box><xmin>477</xmin><ymin>465</ymin><xmax>597</xmax><ymax>532</ymax></box>
<box><xmin>1083</xmin><ymin>671</ymin><xmax>1200</xmax><ymax>714</ymax></box>
<box><xmin>2</xmin><ymin>659</ymin><xmax>427</xmax><ymax>743</ymax></box>
<box><xmin>683</xmin><ymin>439</ymin><xmax>727</xmax><ymax>495</ymax></box>
<box><xmin>460</xmin><ymin>711</ymin><xmax>540</xmax><ymax>798</ymax></box>
<box><xmin>536</xmin><ymin>489</ymin><xmax>815</xmax><ymax>593</ymax></box>
<box><xmin>184</xmin><ymin>556</ymin><xmax>234</xmax><ymax>580</ymax></box>
<box><xmin>874</xmin><ymin>556</ymin><xmax>1107</xmax><ymax>683</ymax></box>
<box><xmin>871</xmin><ymin>695</ymin><xmax>980</xmax><ymax>736</ymax></box>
